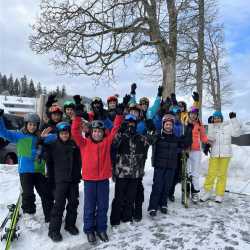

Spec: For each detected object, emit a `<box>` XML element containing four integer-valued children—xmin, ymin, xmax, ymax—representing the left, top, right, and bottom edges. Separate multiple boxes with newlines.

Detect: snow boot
<box><xmin>169</xmin><ymin>195</ymin><xmax>175</xmax><ymax>202</ymax></box>
<box><xmin>149</xmin><ymin>210</ymin><xmax>157</xmax><ymax>217</ymax></box>
<box><xmin>200</xmin><ymin>192</ymin><xmax>212</xmax><ymax>202</ymax></box>
<box><xmin>215</xmin><ymin>195</ymin><xmax>223</xmax><ymax>203</ymax></box>
<box><xmin>86</xmin><ymin>232</ymin><xmax>97</xmax><ymax>245</ymax></box>
<box><xmin>133</xmin><ymin>204</ymin><xmax>142</xmax><ymax>222</ymax></box>
<box><xmin>65</xmin><ymin>225</ymin><xmax>79</xmax><ymax>235</ymax></box>
<box><xmin>160</xmin><ymin>206</ymin><xmax>168</xmax><ymax>214</ymax></box>
<box><xmin>97</xmin><ymin>231</ymin><xmax>109</xmax><ymax>242</ymax></box>
<box><xmin>48</xmin><ymin>231</ymin><xmax>63</xmax><ymax>242</ymax></box>
<box><xmin>191</xmin><ymin>193</ymin><xmax>199</xmax><ymax>204</ymax></box>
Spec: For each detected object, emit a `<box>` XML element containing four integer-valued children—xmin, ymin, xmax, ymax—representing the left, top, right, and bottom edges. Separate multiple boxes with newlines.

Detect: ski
<box><xmin>225</xmin><ymin>190</ymin><xmax>250</xmax><ymax>196</ymax></box>
<box><xmin>1</xmin><ymin>194</ymin><xmax>21</xmax><ymax>250</ymax></box>
<box><xmin>0</xmin><ymin>204</ymin><xmax>16</xmax><ymax>233</ymax></box>
<box><xmin>181</xmin><ymin>153</ymin><xmax>191</xmax><ymax>208</ymax></box>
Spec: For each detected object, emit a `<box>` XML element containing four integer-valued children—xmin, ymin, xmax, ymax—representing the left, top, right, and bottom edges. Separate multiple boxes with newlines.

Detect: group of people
<box><xmin>0</xmin><ymin>83</ymin><xmax>242</xmax><ymax>245</ymax></box>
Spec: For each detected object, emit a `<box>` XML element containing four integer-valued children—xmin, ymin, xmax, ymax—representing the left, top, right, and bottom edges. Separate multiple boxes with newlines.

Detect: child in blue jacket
<box><xmin>0</xmin><ymin>109</ymin><xmax>53</xmax><ymax>222</ymax></box>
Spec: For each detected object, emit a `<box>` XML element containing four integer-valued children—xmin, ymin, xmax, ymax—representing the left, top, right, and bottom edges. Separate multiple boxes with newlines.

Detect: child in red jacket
<box><xmin>71</xmin><ymin>106</ymin><xmax>123</xmax><ymax>245</ymax></box>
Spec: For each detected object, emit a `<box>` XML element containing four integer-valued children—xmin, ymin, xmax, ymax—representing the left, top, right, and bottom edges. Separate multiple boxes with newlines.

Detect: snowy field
<box><xmin>1</xmin><ymin>145</ymin><xmax>250</xmax><ymax>250</ymax></box>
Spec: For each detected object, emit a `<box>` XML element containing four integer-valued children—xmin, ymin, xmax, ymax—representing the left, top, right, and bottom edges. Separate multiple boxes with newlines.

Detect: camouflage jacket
<box><xmin>112</xmin><ymin>131</ymin><xmax>151</xmax><ymax>178</ymax></box>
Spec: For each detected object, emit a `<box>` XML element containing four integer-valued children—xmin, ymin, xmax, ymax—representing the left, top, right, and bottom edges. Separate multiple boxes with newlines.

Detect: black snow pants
<box><xmin>49</xmin><ymin>182</ymin><xmax>79</xmax><ymax>233</ymax></box>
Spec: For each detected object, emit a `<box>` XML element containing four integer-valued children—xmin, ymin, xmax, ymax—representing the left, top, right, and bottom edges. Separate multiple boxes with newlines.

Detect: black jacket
<box><xmin>151</xmin><ymin>132</ymin><xmax>185</xmax><ymax>169</ymax></box>
<box><xmin>45</xmin><ymin>139</ymin><xmax>81</xmax><ymax>183</ymax></box>
<box><xmin>112</xmin><ymin>130</ymin><xmax>150</xmax><ymax>178</ymax></box>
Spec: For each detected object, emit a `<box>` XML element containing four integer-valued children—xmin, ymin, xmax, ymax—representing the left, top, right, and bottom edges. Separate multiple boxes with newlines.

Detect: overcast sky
<box><xmin>0</xmin><ymin>0</ymin><xmax>250</xmax><ymax>121</ymax></box>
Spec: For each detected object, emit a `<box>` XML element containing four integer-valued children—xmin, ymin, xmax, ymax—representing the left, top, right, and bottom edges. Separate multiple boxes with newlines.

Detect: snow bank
<box><xmin>1</xmin><ymin>145</ymin><xmax>250</xmax><ymax>249</ymax></box>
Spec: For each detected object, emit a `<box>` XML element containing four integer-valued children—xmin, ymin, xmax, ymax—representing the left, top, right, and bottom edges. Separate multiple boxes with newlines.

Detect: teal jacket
<box><xmin>0</xmin><ymin>117</ymin><xmax>54</xmax><ymax>175</ymax></box>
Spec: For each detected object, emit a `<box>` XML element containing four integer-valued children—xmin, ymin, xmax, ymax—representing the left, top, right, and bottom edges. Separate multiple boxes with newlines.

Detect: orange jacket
<box><xmin>191</xmin><ymin>121</ymin><xmax>208</xmax><ymax>151</ymax></box>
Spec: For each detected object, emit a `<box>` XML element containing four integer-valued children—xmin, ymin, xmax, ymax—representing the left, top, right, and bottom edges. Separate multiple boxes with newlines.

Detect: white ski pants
<box><xmin>187</xmin><ymin>150</ymin><xmax>201</xmax><ymax>192</ymax></box>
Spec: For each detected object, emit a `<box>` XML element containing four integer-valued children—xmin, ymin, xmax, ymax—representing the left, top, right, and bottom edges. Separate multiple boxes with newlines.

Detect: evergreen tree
<box><xmin>7</xmin><ymin>74</ymin><xmax>14</xmax><ymax>95</ymax></box>
<box><xmin>0</xmin><ymin>73</ymin><xmax>3</xmax><ymax>93</ymax></box>
<box><xmin>61</xmin><ymin>85</ymin><xmax>66</xmax><ymax>98</ymax></box>
<box><xmin>13</xmin><ymin>78</ymin><xmax>20</xmax><ymax>95</ymax></box>
<box><xmin>37</xmin><ymin>82</ymin><xmax>42</xmax><ymax>96</ymax></box>
<box><xmin>1</xmin><ymin>75</ymin><xmax>8</xmax><ymax>92</ymax></box>
<box><xmin>56</xmin><ymin>86</ymin><xmax>60</xmax><ymax>97</ymax></box>
<box><xmin>28</xmin><ymin>79</ymin><xmax>37</xmax><ymax>97</ymax></box>
<box><xmin>20</xmin><ymin>75</ymin><xmax>28</xmax><ymax>96</ymax></box>
<box><xmin>43</xmin><ymin>86</ymin><xmax>47</xmax><ymax>95</ymax></box>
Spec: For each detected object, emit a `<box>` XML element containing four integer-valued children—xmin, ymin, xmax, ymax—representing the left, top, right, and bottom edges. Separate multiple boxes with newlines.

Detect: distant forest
<box><xmin>0</xmin><ymin>73</ymin><xmax>66</xmax><ymax>98</ymax></box>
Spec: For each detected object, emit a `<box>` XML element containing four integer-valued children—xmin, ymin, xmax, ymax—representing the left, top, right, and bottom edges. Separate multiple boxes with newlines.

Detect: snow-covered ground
<box><xmin>1</xmin><ymin>146</ymin><xmax>250</xmax><ymax>250</ymax></box>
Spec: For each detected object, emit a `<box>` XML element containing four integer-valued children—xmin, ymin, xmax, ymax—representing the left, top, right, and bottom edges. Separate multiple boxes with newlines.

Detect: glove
<box><xmin>192</xmin><ymin>91</ymin><xmax>199</xmax><ymax>102</ymax></box>
<box><xmin>165</xmin><ymin>97</ymin><xmax>172</xmax><ymax>107</ymax></box>
<box><xmin>119</xmin><ymin>121</ymin><xmax>128</xmax><ymax>133</ymax></box>
<box><xmin>157</xmin><ymin>86</ymin><xmax>163</xmax><ymax>97</ymax></box>
<box><xmin>122</xmin><ymin>94</ymin><xmax>131</xmax><ymax>107</ymax></box>
<box><xmin>208</xmin><ymin>116</ymin><xmax>213</xmax><ymax>124</ymax></box>
<box><xmin>46</xmin><ymin>94</ymin><xmax>57</xmax><ymax>108</ymax></box>
<box><xmin>203</xmin><ymin>143</ymin><xmax>211</xmax><ymax>156</ymax></box>
<box><xmin>145</xmin><ymin>119</ymin><xmax>155</xmax><ymax>132</ymax></box>
<box><xmin>116</xmin><ymin>103</ymin><xmax>124</xmax><ymax>115</ymax></box>
<box><xmin>229</xmin><ymin>112</ymin><xmax>236</xmax><ymax>119</ymax></box>
<box><xmin>74</xmin><ymin>104</ymin><xmax>84</xmax><ymax>117</ymax></box>
<box><xmin>0</xmin><ymin>109</ymin><xmax>4</xmax><ymax>117</ymax></box>
<box><xmin>170</xmin><ymin>93</ymin><xmax>178</xmax><ymax>105</ymax></box>
<box><xmin>131</xmin><ymin>83</ymin><xmax>137</xmax><ymax>95</ymax></box>
<box><xmin>73</xmin><ymin>95</ymin><xmax>82</xmax><ymax>105</ymax></box>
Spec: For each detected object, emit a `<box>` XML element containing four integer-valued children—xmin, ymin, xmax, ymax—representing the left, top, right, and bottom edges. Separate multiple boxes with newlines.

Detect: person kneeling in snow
<box><xmin>71</xmin><ymin>103</ymin><xmax>123</xmax><ymax>245</ymax></box>
<box><xmin>201</xmin><ymin>111</ymin><xmax>242</xmax><ymax>203</ymax></box>
<box><xmin>45</xmin><ymin>122</ymin><xmax>81</xmax><ymax>242</ymax></box>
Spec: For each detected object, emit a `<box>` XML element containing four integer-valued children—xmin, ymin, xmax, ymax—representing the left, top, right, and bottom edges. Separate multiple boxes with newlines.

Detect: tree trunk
<box><xmin>196</xmin><ymin>0</ymin><xmax>205</xmax><ymax>119</ymax></box>
<box><xmin>161</xmin><ymin>55</ymin><xmax>176</xmax><ymax>98</ymax></box>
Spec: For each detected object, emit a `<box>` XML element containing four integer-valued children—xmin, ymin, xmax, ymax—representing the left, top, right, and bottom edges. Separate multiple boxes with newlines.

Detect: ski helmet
<box><xmin>63</xmin><ymin>100</ymin><xmax>75</xmax><ymax>111</ymax></box>
<box><xmin>90</xmin><ymin>120</ymin><xmax>105</xmax><ymax>130</ymax></box>
<box><xmin>24</xmin><ymin>113</ymin><xmax>40</xmax><ymax>124</ymax></box>
<box><xmin>178</xmin><ymin>101</ymin><xmax>187</xmax><ymax>112</ymax></box>
<box><xmin>49</xmin><ymin>105</ymin><xmax>63</xmax><ymax>115</ymax></box>
<box><xmin>170</xmin><ymin>106</ymin><xmax>181</xmax><ymax>114</ymax></box>
<box><xmin>107</xmin><ymin>96</ymin><xmax>118</xmax><ymax>104</ymax></box>
<box><xmin>128</xmin><ymin>103</ymin><xmax>141</xmax><ymax>112</ymax></box>
<box><xmin>56</xmin><ymin>121</ymin><xmax>71</xmax><ymax>133</ymax></box>
<box><xmin>139</xmin><ymin>97</ymin><xmax>150</xmax><ymax>106</ymax></box>
<box><xmin>162</xmin><ymin>114</ymin><xmax>175</xmax><ymax>126</ymax></box>
<box><xmin>189</xmin><ymin>106</ymin><xmax>199</xmax><ymax>114</ymax></box>
<box><xmin>212</xmin><ymin>111</ymin><xmax>223</xmax><ymax>121</ymax></box>
<box><xmin>91</xmin><ymin>97</ymin><xmax>103</xmax><ymax>110</ymax></box>
<box><xmin>124</xmin><ymin>114</ymin><xmax>137</xmax><ymax>123</ymax></box>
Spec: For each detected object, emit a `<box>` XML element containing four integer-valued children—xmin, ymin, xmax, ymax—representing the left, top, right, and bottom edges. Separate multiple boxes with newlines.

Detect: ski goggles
<box><xmin>91</xmin><ymin>120</ymin><xmax>105</xmax><ymax>129</ymax></box>
<box><xmin>124</xmin><ymin>114</ymin><xmax>137</xmax><ymax>122</ymax></box>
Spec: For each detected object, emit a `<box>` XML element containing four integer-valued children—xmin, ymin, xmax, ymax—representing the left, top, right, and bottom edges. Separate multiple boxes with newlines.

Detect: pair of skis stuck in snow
<box><xmin>1</xmin><ymin>194</ymin><xmax>21</xmax><ymax>250</ymax></box>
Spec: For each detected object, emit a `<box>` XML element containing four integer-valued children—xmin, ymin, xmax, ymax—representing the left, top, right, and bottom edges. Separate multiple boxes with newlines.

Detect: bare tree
<box><xmin>176</xmin><ymin>0</ymin><xmax>232</xmax><ymax>117</ymax></box>
<box><xmin>30</xmin><ymin>0</ymin><xmax>191</xmax><ymax>97</ymax></box>
<box><xmin>203</xmin><ymin>23</ymin><xmax>232</xmax><ymax>111</ymax></box>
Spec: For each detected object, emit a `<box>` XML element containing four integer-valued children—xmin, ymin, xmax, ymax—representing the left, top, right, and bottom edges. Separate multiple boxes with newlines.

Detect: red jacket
<box><xmin>191</xmin><ymin>120</ymin><xmax>208</xmax><ymax>151</ymax></box>
<box><xmin>71</xmin><ymin>115</ymin><xmax>123</xmax><ymax>181</ymax></box>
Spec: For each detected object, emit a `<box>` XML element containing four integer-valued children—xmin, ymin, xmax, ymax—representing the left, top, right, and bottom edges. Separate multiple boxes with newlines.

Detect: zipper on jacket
<box><xmin>97</xmin><ymin>144</ymin><xmax>100</xmax><ymax>177</ymax></box>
